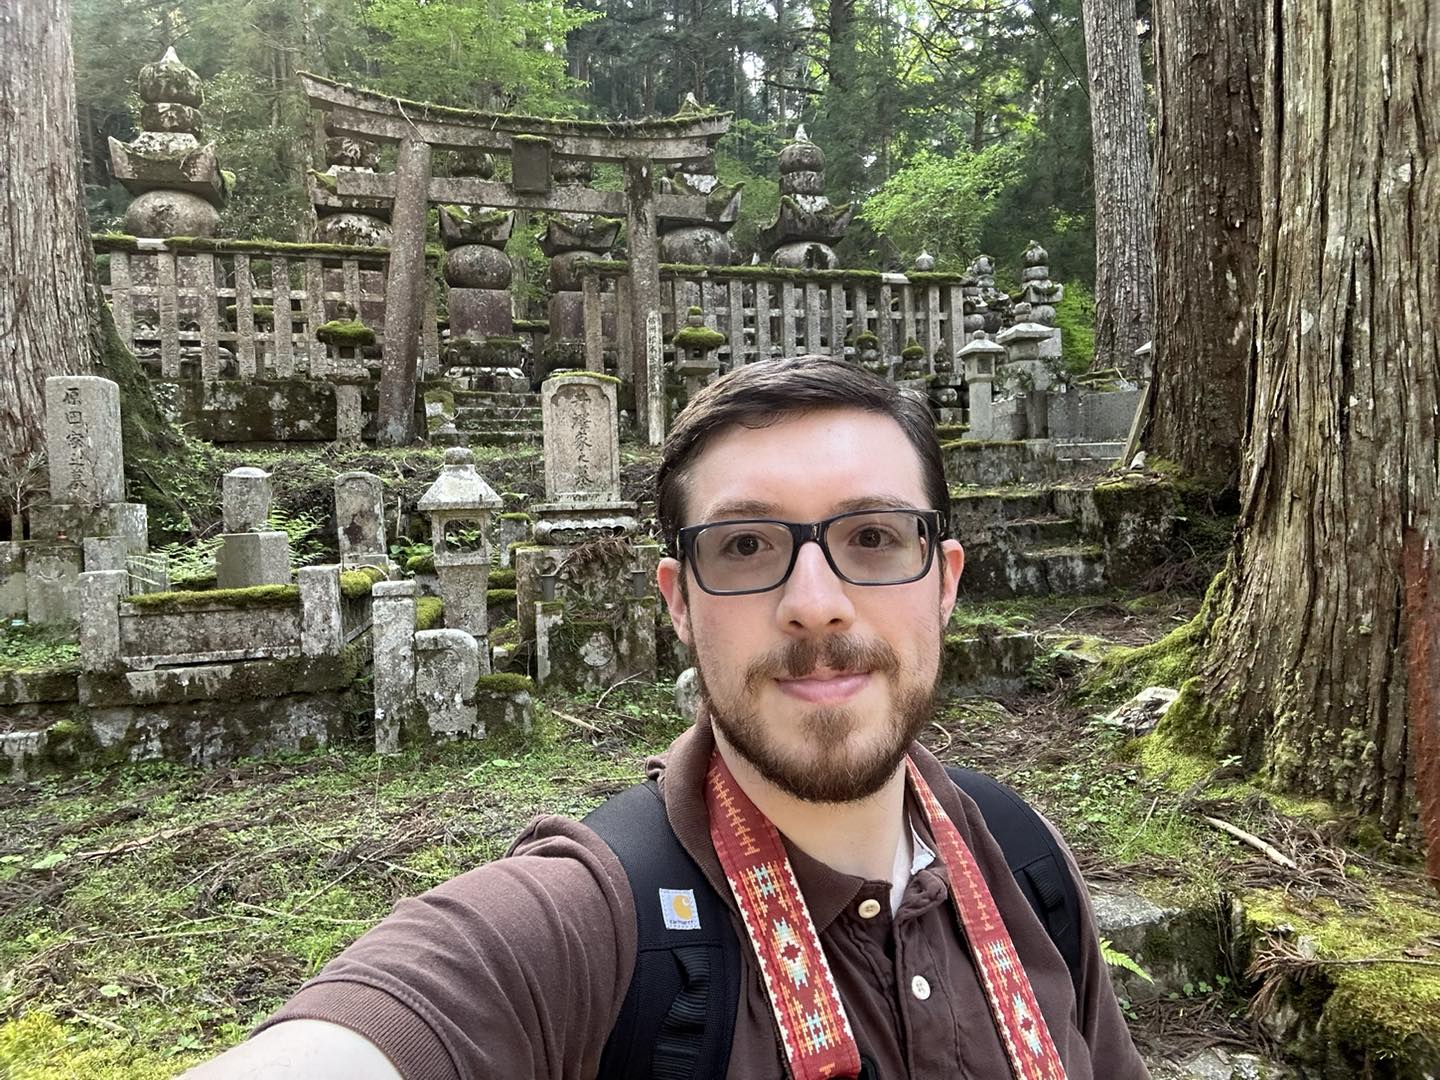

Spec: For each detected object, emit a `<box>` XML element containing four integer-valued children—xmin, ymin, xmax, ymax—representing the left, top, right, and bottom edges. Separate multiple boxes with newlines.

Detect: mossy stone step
<box><xmin>991</xmin><ymin>516</ymin><xmax>1081</xmax><ymax>545</ymax></box>
<box><xmin>466</xmin><ymin>430</ymin><xmax>543</xmax><ymax>447</ymax></box>
<box><xmin>950</xmin><ymin>488</ymin><xmax>1057</xmax><ymax>533</ymax></box>
<box><xmin>959</xmin><ymin>544</ymin><xmax>1107</xmax><ymax>598</ymax></box>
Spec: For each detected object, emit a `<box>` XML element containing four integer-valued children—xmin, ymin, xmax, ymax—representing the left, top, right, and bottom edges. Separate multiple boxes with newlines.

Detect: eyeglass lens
<box><xmin>692</xmin><ymin>511</ymin><xmax>931</xmax><ymax>593</ymax></box>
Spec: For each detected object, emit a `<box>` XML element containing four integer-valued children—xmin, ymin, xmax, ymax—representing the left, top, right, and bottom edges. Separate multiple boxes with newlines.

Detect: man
<box><xmin>190</xmin><ymin>356</ymin><xmax>1148</xmax><ymax>1079</ymax></box>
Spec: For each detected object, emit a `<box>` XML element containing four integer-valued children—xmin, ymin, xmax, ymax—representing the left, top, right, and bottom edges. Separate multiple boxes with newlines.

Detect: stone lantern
<box><xmin>672</xmin><ymin>307</ymin><xmax>725</xmax><ymax>401</ymax></box>
<box><xmin>959</xmin><ymin>331</ymin><xmax>1006</xmax><ymax>440</ymax></box>
<box><xmin>417</xmin><ymin>447</ymin><xmax>502</xmax><ymax>663</ymax></box>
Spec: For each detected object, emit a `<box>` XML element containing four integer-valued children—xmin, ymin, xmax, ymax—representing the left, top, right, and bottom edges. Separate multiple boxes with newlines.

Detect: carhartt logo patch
<box><xmin>659</xmin><ymin>888</ymin><xmax>701</xmax><ymax>930</ymax></box>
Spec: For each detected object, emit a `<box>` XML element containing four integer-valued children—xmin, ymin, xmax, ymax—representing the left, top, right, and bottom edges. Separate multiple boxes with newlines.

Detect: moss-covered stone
<box><xmin>488</xmin><ymin>568</ymin><xmax>517</xmax><ymax>589</ymax></box>
<box><xmin>498</xmin><ymin>512</ymin><xmax>532</xmax><ymax>522</ymax></box>
<box><xmin>486</xmin><ymin>588</ymin><xmax>517</xmax><ymax>606</ymax></box>
<box><xmin>549</xmin><ymin>369</ymin><xmax>622</xmax><ymax>385</ymax></box>
<box><xmin>901</xmin><ymin>339</ymin><xmax>925</xmax><ymax>360</ymax></box>
<box><xmin>406</xmin><ymin>553</ymin><xmax>436</xmax><ymax>575</ymax></box>
<box><xmin>672</xmin><ymin>325</ymin><xmax>727</xmax><ymax>351</ymax></box>
<box><xmin>125</xmin><ymin>584</ymin><xmax>299</xmax><ymax>611</ymax></box>
<box><xmin>338</xmin><ymin>565</ymin><xmax>388</xmax><ymax>598</ymax></box>
<box><xmin>415</xmin><ymin>596</ymin><xmax>444</xmax><ymax>630</ymax></box>
<box><xmin>316</xmin><ymin>319</ymin><xmax>377</xmax><ymax>348</ymax></box>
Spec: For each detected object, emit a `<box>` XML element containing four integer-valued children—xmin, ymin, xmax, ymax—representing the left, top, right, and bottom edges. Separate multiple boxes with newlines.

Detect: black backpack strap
<box><xmin>585</xmin><ymin>780</ymin><xmax>739</xmax><ymax>1080</ymax></box>
<box><xmin>945</xmin><ymin>765</ymin><xmax>1085</xmax><ymax>1001</ymax></box>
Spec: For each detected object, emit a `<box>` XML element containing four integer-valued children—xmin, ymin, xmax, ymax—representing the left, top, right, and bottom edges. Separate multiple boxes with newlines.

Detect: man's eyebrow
<box><xmin>698</xmin><ymin>495</ymin><xmax>924</xmax><ymax>522</ymax></box>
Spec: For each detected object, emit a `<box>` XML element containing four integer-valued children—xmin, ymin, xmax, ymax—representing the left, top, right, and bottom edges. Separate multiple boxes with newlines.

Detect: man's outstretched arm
<box><xmin>182</xmin><ymin>1019</ymin><xmax>401</xmax><ymax>1079</ymax></box>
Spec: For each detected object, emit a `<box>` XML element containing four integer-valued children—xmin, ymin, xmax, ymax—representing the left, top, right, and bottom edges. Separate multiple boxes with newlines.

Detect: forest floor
<box><xmin>2</xmin><ymin>590</ymin><xmax>1438</xmax><ymax>1077</ymax></box>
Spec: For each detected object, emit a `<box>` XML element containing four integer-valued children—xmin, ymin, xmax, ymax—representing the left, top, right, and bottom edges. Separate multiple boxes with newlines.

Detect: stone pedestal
<box><xmin>372</xmin><ymin>579</ymin><xmax>419</xmax><ymax>754</ymax></box>
<box><xmin>216</xmin><ymin>532</ymin><xmax>290</xmax><ymax>589</ymax></box>
<box><xmin>415</xmin><ymin>629</ymin><xmax>482</xmax><ymax>739</ymax></box>
<box><xmin>23</xmin><ymin>542</ymin><xmax>83</xmax><ymax>624</ymax></box>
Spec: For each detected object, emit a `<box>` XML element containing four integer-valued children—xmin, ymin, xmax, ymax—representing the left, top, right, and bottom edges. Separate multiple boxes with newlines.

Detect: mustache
<box><xmin>743</xmin><ymin>634</ymin><xmax>901</xmax><ymax>694</ymax></box>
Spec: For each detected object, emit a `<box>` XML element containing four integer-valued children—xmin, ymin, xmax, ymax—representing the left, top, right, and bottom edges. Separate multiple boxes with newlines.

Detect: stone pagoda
<box><xmin>758</xmin><ymin>126</ymin><xmax>854</xmax><ymax>269</ymax></box>
<box><xmin>1017</xmin><ymin>241</ymin><xmax>1064</xmax><ymax>327</ymax></box>
<box><xmin>540</xmin><ymin>159</ymin><xmax>622</xmax><ymax>377</ymax></box>
<box><xmin>108</xmin><ymin>48</ymin><xmax>230</xmax><ymax>237</ymax></box>
<box><xmin>308</xmin><ymin>117</ymin><xmax>390</xmax><ymax>247</ymax></box>
<box><xmin>658</xmin><ymin>98</ymin><xmax>744</xmax><ymax>266</ymax></box>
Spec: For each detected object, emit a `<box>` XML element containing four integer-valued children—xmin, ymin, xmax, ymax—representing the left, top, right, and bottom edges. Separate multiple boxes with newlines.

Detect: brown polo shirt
<box><xmin>260</xmin><ymin>719</ymin><xmax>1150</xmax><ymax>1079</ymax></box>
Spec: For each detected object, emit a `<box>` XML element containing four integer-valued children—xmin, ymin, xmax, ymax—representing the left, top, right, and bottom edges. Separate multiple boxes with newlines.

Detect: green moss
<box><xmin>406</xmin><ymin>553</ymin><xmax>436</xmax><ymax>575</ymax></box>
<box><xmin>486</xmin><ymin>588</ymin><xmax>517</xmax><ymax>606</ymax></box>
<box><xmin>854</xmin><ymin>331</ymin><xmax>879</xmax><ymax>349</ymax></box>
<box><xmin>93</xmin><ymin>233</ymin><xmax>437</xmax><ymax>262</ymax></box>
<box><xmin>474</xmin><ymin>672</ymin><xmax>535</xmax><ymax>694</ymax></box>
<box><xmin>125</xmin><ymin>584</ymin><xmax>299</xmax><ymax>611</ymax></box>
<box><xmin>488</xmin><ymin>568</ymin><xmax>517</xmax><ymax>588</ymax></box>
<box><xmin>934</xmin><ymin>423</ymin><xmax>968</xmax><ymax>440</ymax></box>
<box><xmin>511</xmin><ymin>133</ymin><xmax>552</xmax><ymax>146</ymax></box>
<box><xmin>225</xmin><ymin>303</ymin><xmax>275</xmax><ymax>325</ymax></box>
<box><xmin>0</xmin><ymin>625</ymin><xmax>80</xmax><ymax>673</ymax></box>
<box><xmin>672</xmin><ymin>325</ymin><xmax>726</xmax><ymax>350</ymax></box>
<box><xmin>316</xmin><ymin>319</ymin><xmax>377</xmax><ymax>348</ymax></box>
<box><xmin>901</xmin><ymin>338</ymin><xmax>925</xmax><ymax>360</ymax></box>
<box><xmin>686</xmin><ymin>305</ymin><xmax>704</xmax><ymax>316</ymax></box>
<box><xmin>512</xmin><ymin>319</ymin><xmax>549</xmax><ymax>332</ymax></box>
<box><xmin>338</xmin><ymin>565</ymin><xmax>387</xmax><ymax>598</ymax></box>
<box><xmin>549</xmin><ymin>369</ymin><xmax>622</xmax><ymax>385</ymax></box>
<box><xmin>415</xmin><ymin>595</ymin><xmax>444</xmax><ymax>630</ymax></box>
<box><xmin>308</xmin><ymin>168</ymin><xmax>338</xmax><ymax>193</ymax></box>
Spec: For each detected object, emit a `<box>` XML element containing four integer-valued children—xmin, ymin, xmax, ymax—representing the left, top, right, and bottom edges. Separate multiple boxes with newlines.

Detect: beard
<box><xmin>693</xmin><ymin>630</ymin><xmax>940</xmax><ymax>804</ymax></box>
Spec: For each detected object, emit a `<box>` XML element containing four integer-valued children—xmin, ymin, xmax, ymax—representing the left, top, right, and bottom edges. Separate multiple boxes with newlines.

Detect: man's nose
<box><xmin>774</xmin><ymin>540</ymin><xmax>855</xmax><ymax>632</ymax></box>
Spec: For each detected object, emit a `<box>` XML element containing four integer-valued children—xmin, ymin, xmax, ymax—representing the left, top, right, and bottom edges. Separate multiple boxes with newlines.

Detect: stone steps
<box><xmin>989</xmin><ymin>515</ymin><xmax>1080</xmax><ymax>546</ymax></box>
<box><xmin>1056</xmin><ymin>440</ymin><xmax>1125</xmax><ymax>463</ymax></box>
<box><xmin>453</xmin><ymin>390</ymin><xmax>539</xmax><ymax>408</ymax></box>
<box><xmin>960</xmin><ymin>544</ymin><xmax>1108</xmax><ymax>598</ymax></box>
<box><xmin>950</xmin><ymin>488</ymin><xmax>1058</xmax><ymax>536</ymax></box>
<box><xmin>944</xmin><ymin>439</ymin><xmax>1117</xmax><ymax>487</ymax></box>
<box><xmin>455</xmin><ymin>407</ymin><xmax>543</xmax><ymax>423</ymax></box>
<box><xmin>464</xmin><ymin>429</ymin><xmax>543</xmax><ymax>447</ymax></box>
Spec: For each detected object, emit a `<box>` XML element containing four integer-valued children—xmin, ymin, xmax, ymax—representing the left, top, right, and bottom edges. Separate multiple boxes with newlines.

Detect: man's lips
<box><xmin>773</xmin><ymin>670</ymin><xmax>871</xmax><ymax>704</ymax></box>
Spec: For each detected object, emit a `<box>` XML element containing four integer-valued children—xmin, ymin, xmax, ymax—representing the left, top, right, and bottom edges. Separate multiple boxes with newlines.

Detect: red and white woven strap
<box><xmin>706</xmin><ymin>750</ymin><xmax>1068</xmax><ymax>1080</ymax></box>
<box><xmin>906</xmin><ymin>758</ymin><xmax>1068</xmax><ymax>1080</ymax></box>
<box><xmin>706</xmin><ymin>753</ymin><xmax>862</xmax><ymax>1080</ymax></box>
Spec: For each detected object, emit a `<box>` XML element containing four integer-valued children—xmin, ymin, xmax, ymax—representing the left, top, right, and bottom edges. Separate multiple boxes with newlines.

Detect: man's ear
<box><xmin>938</xmin><ymin>539</ymin><xmax>964</xmax><ymax>625</ymax></box>
<box><xmin>656</xmin><ymin>557</ymin><xmax>694</xmax><ymax>647</ymax></box>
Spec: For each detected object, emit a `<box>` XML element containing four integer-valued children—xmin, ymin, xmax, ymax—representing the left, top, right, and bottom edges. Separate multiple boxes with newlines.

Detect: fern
<box><xmin>1099</xmin><ymin>939</ymin><xmax>1153</xmax><ymax>983</ymax></box>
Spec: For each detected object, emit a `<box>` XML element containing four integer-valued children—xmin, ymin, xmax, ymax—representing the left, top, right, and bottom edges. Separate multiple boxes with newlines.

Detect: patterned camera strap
<box><xmin>705</xmin><ymin>751</ymin><xmax>1068</xmax><ymax>1080</ymax></box>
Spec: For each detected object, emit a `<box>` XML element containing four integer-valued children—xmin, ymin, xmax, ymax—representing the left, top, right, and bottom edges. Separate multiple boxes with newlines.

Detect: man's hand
<box><xmin>181</xmin><ymin>1020</ymin><xmax>401</xmax><ymax>1079</ymax></box>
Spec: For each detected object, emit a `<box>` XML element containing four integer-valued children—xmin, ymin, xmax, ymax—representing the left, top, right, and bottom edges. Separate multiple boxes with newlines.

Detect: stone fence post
<box><xmin>78</xmin><ymin>570</ymin><xmax>129</xmax><ymax>672</ymax></box>
<box><xmin>299</xmin><ymin>565</ymin><xmax>343</xmax><ymax>658</ymax></box>
<box><xmin>372</xmin><ymin>579</ymin><xmax>418</xmax><ymax>754</ymax></box>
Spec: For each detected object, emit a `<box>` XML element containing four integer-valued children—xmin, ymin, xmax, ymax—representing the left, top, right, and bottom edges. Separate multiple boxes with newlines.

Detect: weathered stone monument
<box><xmin>214</xmin><ymin>467</ymin><xmax>291</xmax><ymax>589</ymax></box>
<box><xmin>514</xmin><ymin>372</ymin><xmax>657</xmax><ymax>690</ymax></box>
<box><xmin>1018</xmin><ymin>241</ymin><xmax>1064</xmax><ymax>327</ymax></box>
<box><xmin>309</xmin><ymin>119</ymin><xmax>391</xmax><ymax>248</ymax></box>
<box><xmin>540</xmin><ymin>161</ymin><xmax>622</xmax><ymax>377</ymax></box>
<box><xmin>417</xmin><ymin>447</ymin><xmax>502</xmax><ymax>660</ymax></box>
<box><xmin>657</xmin><ymin>104</ymin><xmax>743</xmax><ymax>266</ymax></box>
<box><xmin>959</xmin><ymin>331</ymin><xmax>1005</xmax><ymax>440</ymax></box>
<box><xmin>108</xmin><ymin>48</ymin><xmax>230</xmax><ymax>237</ymax></box>
<box><xmin>23</xmin><ymin>377</ymin><xmax>151</xmax><ymax>624</ymax></box>
<box><xmin>759</xmin><ymin>127</ymin><xmax>855</xmax><ymax>270</ymax></box>
<box><xmin>333</xmin><ymin>471</ymin><xmax>387</xmax><ymax>567</ymax></box>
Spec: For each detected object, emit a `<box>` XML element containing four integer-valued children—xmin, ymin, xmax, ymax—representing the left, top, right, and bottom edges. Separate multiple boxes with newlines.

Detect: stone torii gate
<box><xmin>299</xmin><ymin>73</ymin><xmax>732</xmax><ymax>446</ymax></box>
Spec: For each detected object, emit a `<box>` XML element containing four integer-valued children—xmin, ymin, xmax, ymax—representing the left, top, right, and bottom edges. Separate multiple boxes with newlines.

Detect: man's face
<box><xmin>657</xmin><ymin>408</ymin><xmax>964</xmax><ymax>804</ymax></box>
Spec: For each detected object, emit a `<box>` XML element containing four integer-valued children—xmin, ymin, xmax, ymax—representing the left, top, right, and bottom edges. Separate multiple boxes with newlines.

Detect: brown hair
<box><xmin>655</xmin><ymin>355</ymin><xmax>950</xmax><ymax>551</ymax></box>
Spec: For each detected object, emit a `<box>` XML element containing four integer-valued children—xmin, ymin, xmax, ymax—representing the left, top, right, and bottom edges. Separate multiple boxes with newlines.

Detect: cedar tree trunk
<box><xmin>1144</xmin><ymin>0</ymin><xmax>1262</xmax><ymax>488</ymax></box>
<box><xmin>1082</xmin><ymin>0</ymin><xmax>1155</xmax><ymax>375</ymax></box>
<box><xmin>0</xmin><ymin>0</ymin><xmax>100</xmax><ymax>535</ymax></box>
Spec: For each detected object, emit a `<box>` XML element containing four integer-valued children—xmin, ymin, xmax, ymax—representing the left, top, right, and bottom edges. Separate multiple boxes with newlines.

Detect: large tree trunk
<box><xmin>1082</xmin><ymin>0</ymin><xmax>1154</xmax><ymax>375</ymax></box>
<box><xmin>0</xmin><ymin>0</ymin><xmax>100</xmax><ymax>536</ymax></box>
<box><xmin>1168</xmin><ymin>0</ymin><xmax>1439</xmax><ymax>870</ymax></box>
<box><xmin>1143</xmin><ymin>0</ymin><xmax>1262</xmax><ymax>488</ymax></box>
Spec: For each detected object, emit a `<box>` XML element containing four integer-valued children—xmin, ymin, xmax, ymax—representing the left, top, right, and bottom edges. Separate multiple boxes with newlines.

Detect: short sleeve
<box><xmin>255</xmin><ymin>815</ymin><xmax>638</xmax><ymax>1080</ymax></box>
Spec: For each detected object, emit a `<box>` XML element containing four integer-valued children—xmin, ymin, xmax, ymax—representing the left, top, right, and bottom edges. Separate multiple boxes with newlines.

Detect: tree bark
<box><xmin>1174</xmin><ymin>0</ymin><xmax>1439</xmax><ymax>854</ymax></box>
<box><xmin>1143</xmin><ymin>0</ymin><xmax>1262</xmax><ymax>487</ymax></box>
<box><xmin>0</xmin><ymin>0</ymin><xmax>100</xmax><ymax>536</ymax></box>
<box><xmin>1082</xmin><ymin>0</ymin><xmax>1155</xmax><ymax>374</ymax></box>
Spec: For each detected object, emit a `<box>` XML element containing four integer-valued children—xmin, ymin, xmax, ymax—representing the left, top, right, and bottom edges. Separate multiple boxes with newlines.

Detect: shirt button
<box><xmin>911</xmin><ymin>975</ymin><xmax>931</xmax><ymax>1001</ymax></box>
<box><xmin>857</xmin><ymin>898</ymin><xmax>882</xmax><ymax>919</ymax></box>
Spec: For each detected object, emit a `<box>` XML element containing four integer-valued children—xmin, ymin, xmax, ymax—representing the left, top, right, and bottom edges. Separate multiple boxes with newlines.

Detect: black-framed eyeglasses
<box><xmin>676</xmin><ymin>508</ymin><xmax>944</xmax><ymax>596</ymax></box>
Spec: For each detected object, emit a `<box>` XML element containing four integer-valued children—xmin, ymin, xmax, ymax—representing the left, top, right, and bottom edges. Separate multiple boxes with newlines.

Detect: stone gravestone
<box><xmin>334</xmin><ymin>471</ymin><xmax>387</xmax><ymax>567</ymax></box>
<box><xmin>215</xmin><ymin>466</ymin><xmax>291</xmax><ymax>588</ymax></box>
<box><xmin>44</xmin><ymin>377</ymin><xmax>126</xmax><ymax>508</ymax></box>
<box><xmin>531</xmin><ymin>373</ymin><xmax>635</xmax><ymax>544</ymax></box>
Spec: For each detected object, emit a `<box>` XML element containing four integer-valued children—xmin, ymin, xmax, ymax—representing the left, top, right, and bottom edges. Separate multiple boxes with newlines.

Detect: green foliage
<box><xmin>0</xmin><ymin>625</ymin><xmax>80</xmax><ymax>673</ymax></box>
<box><xmin>359</xmin><ymin>0</ymin><xmax>594</xmax><ymax>112</ymax></box>
<box><xmin>1099</xmin><ymin>940</ymin><xmax>1154</xmax><ymax>983</ymax></box>
<box><xmin>1054</xmin><ymin>280</ymin><xmax>1096</xmax><ymax>375</ymax></box>
<box><xmin>415</xmin><ymin>596</ymin><xmax>445</xmax><ymax>630</ymax></box>
<box><xmin>861</xmin><ymin>144</ymin><xmax>1027</xmax><ymax>267</ymax></box>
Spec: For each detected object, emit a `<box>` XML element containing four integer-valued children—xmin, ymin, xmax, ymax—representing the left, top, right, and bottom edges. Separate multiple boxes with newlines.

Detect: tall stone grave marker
<box><xmin>44</xmin><ymin>377</ymin><xmax>125</xmax><ymax>507</ymax></box>
<box><xmin>215</xmin><ymin>467</ymin><xmax>291</xmax><ymax>588</ymax></box>
<box><xmin>532</xmin><ymin>373</ymin><xmax>635</xmax><ymax>542</ymax></box>
<box><xmin>334</xmin><ymin>471</ymin><xmax>387</xmax><ymax>567</ymax></box>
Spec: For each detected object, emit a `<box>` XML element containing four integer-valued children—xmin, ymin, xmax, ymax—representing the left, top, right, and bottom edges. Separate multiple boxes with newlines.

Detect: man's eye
<box><xmin>721</xmin><ymin>533</ymin><xmax>769</xmax><ymax>557</ymax></box>
<box><xmin>853</xmin><ymin>527</ymin><xmax>898</xmax><ymax>549</ymax></box>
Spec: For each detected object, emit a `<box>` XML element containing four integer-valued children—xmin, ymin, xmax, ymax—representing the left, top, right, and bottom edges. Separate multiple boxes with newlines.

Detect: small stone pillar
<box><xmin>334</xmin><ymin>471</ymin><xmax>387</xmax><ymax>567</ymax></box>
<box><xmin>318</xmin><ymin>313</ymin><xmax>377</xmax><ymax>444</ymax></box>
<box><xmin>77</xmin><ymin>569</ymin><xmax>128</xmax><ymax>672</ymax></box>
<box><xmin>417</xmin><ymin>448</ymin><xmax>502</xmax><ymax>666</ymax></box>
<box><xmin>372</xmin><ymin>579</ymin><xmax>419</xmax><ymax>754</ymax></box>
<box><xmin>299</xmin><ymin>564</ymin><xmax>344</xmax><ymax>657</ymax></box>
<box><xmin>108</xmin><ymin>48</ymin><xmax>229</xmax><ymax>237</ymax></box>
<box><xmin>672</xmin><ymin>307</ymin><xmax>725</xmax><ymax>402</ymax></box>
<box><xmin>959</xmin><ymin>331</ymin><xmax>1005</xmax><ymax>440</ymax></box>
<box><xmin>215</xmin><ymin>467</ymin><xmax>290</xmax><ymax>589</ymax></box>
<box><xmin>759</xmin><ymin>126</ymin><xmax>855</xmax><ymax>269</ymax></box>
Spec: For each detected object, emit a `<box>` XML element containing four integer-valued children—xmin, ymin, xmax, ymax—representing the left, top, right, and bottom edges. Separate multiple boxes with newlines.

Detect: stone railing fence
<box><xmin>77</xmin><ymin>565</ymin><xmax>370</xmax><ymax>673</ymax></box>
<box><xmin>575</xmin><ymin>262</ymin><xmax>973</xmax><ymax>376</ymax></box>
<box><xmin>94</xmin><ymin>236</ymin><xmax>440</xmax><ymax>382</ymax></box>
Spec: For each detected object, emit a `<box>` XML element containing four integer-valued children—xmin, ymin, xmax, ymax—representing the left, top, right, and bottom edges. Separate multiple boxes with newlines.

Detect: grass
<box><xmin>0</xmin><ymin>625</ymin><xmax>80</xmax><ymax>674</ymax></box>
<box><xmin>0</xmin><ymin>684</ymin><xmax>687</xmax><ymax>1077</ymax></box>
